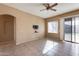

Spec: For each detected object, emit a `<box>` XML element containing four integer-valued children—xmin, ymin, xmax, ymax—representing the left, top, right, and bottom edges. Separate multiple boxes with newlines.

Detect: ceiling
<box><xmin>4</xmin><ymin>3</ymin><xmax>79</xmax><ymax>18</ymax></box>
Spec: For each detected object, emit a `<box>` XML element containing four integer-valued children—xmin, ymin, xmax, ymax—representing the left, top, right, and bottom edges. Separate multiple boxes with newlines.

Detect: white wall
<box><xmin>0</xmin><ymin>4</ymin><xmax>45</xmax><ymax>45</ymax></box>
<box><xmin>60</xmin><ymin>18</ymin><xmax>64</xmax><ymax>40</ymax></box>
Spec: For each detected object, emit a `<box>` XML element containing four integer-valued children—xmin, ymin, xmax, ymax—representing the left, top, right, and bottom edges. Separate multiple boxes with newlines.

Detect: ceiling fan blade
<box><xmin>50</xmin><ymin>9</ymin><xmax>56</xmax><ymax>11</ymax></box>
<box><xmin>50</xmin><ymin>3</ymin><xmax>58</xmax><ymax>8</ymax></box>
<box><xmin>40</xmin><ymin>9</ymin><xmax>46</xmax><ymax>11</ymax></box>
<box><xmin>43</xmin><ymin>4</ymin><xmax>47</xmax><ymax>7</ymax></box>
<box><xmin>43</xmin><ymin>3</ymin><xmax>49</xmax><ymax>7</ymax></box>
<box><xmin>47</xmin><ymin>3</ymin><xmax>50</xmax><ymax>7</ymax></box>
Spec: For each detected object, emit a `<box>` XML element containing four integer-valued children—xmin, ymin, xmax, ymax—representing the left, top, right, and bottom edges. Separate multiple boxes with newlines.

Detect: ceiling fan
<box><xmin>40</xmin><ymin>3</ymin><xmax>58</xmax><ymax>11</ymax></box>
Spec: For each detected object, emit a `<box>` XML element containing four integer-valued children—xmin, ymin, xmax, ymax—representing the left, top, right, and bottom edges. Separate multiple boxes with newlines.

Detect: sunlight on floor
<box><xmin>65</xmin><ymin>33</ymin><xmax>79</xmax><ymax>43</ymax></box>
<box><xmin>42</xmin><ymin>40</ymin><xmax>58</xmax><ymax>54</ymax></box>
<box><xmin>71</xmin><ymin>44</ymin><xmax>79</xmax><ymax>56</ymax></box>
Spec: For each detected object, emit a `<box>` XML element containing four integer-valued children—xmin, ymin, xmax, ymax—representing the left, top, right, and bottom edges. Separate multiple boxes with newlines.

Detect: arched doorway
<box><xmin>0</xmin><ymin>14</ymin><xmax>15</xmax><ymax>43</ymax></box>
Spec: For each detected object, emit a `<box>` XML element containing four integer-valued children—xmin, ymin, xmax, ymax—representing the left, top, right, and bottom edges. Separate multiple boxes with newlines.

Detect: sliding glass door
<box><xmin>64</xmin><ymin>18</ymin><xmax>72</xmax><ymax>42</ymax></box>
<box><xmin>64</xmin><ymin>16</ymin><xmax>79</xmax><ymax>43</ymax></box>
<box><xmin>64</xmin><ymin>18</ymin><xmax>72</xmax><ymax>41</ymax></box>
<box><xmin>75</xmin><ymin>17</ymin><xmax>79</xmax><ymax>43</ymax></box>
<box><xmin>72</xmin><ymin>17</ymin><xmax>75</xmax><ymax>42</ymax></box>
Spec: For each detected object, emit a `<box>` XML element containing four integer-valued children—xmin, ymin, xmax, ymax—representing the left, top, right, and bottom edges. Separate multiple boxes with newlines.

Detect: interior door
<box><xmin>4</xmin><ymin>19</ymin><xmax>14</xmax><ymax>41</ymax></box>
<box><xmin>0</xmin><ymin>16</ymin><xmax>14</xmax><ymax>42</ymax></box>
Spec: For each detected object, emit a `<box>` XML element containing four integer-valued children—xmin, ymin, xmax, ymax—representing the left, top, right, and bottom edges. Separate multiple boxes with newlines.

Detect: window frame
<box><xmin>47</xmin><ymin>21</ymin><xmax>58</xmax><ymax>33</ymax></box>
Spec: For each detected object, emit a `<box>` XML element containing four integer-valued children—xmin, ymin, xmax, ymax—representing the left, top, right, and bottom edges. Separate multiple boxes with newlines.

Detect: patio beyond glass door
<box><xmin>64</xmin><ymin>17</ymin><xmax>79</xmax><ymax>43</ymax></box>
<box><xmin>64</xmin><ymin>18</ymin><xmax>72</xmax><ymax>42</ymax></box>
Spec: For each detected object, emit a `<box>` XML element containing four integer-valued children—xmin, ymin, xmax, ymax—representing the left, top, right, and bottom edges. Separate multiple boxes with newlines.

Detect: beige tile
<box><xmin>0</xmin><ymin>38</ymin><xmax>79</xmax><ymax>56</ymax></box>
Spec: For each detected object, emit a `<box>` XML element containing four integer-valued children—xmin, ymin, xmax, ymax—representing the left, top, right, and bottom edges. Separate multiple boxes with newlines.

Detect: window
<box><xmin>48</xmin><ymin>21</ymin><xmax>58</xmax><ymax>33</ymax></box>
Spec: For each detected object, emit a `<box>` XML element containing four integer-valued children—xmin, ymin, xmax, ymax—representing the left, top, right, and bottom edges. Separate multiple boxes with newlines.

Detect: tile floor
<box><xmin>0</xmin><ymin>38</ymin><xmax>79</xmax><ymax>56</ymax></box>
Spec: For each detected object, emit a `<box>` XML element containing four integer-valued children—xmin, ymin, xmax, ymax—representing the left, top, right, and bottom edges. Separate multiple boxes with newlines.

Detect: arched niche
<box><xmin>0</xmin><ymin>14</ymin><xmax>16</xmax><ymax>44</ymax></box>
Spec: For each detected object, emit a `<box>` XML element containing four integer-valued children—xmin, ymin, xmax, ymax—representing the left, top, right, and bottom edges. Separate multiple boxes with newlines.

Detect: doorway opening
<box><xmin>64</xmin><ymin>16</ymin><xmax>79</xmax><ymax>43</ymax></box>
<box><xmin>0</xmin><ymin>14</ymin><xmax>16</xmax><ymax>44</ymax></box>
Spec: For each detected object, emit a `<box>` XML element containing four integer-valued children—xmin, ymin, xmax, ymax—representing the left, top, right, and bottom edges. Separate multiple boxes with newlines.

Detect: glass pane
<box><xmin>64</xmin><ymin>18</ymin><xmax>72</xmax><ymax>41</ymax></box>
<box><xmin>75</xmin><ymin>17</ymin><xmax>79</xmax><ymax>43</ymax></box>
<box><xmin>72</xmin><ymin>18</ymin><xmax>75</xmax><ymax>42</ymax></box>
<box><xmin>48</xmin><ymin>21</ymin><xmax>58</xmax><ymax>33</ymax></box>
